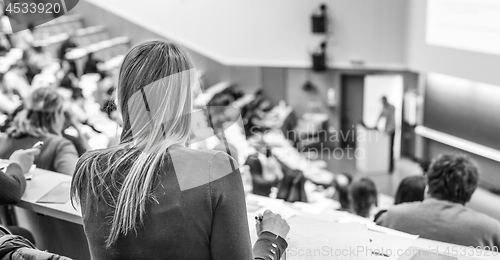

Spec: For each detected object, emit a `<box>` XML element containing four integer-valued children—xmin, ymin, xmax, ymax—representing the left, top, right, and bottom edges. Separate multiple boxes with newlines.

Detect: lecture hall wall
<box><xmin>72</xmin><ymin>0</ymin><xmax>410</xmax><ymax>128</ymax></box>
<box><xmin>406</xmin><ymin>0</ymin><xmax>500</xmax><ymax>87</ymax></box>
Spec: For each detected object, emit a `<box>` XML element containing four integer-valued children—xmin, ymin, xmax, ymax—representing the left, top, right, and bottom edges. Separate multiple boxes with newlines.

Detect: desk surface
<box><xmin>18</xmin><ymin>169</ymin><xmax>498</xmax><ymax>260</ymax></box>
<box><xmin>19</xmin><ymin>169</ymin><xmax>82</xmax><ymax>225</ymax></box>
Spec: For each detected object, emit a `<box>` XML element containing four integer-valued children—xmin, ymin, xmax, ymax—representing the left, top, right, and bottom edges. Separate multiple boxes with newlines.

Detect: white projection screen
<box><xmin>426</xmin><ymin>0</ymin><xmax>500</xmax><ymax>56</ymax></box>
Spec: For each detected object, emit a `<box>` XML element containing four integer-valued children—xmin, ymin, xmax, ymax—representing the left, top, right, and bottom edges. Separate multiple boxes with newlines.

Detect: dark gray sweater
<box><xmin>76</xmin><ymin>146</ymin><xmax>287</xmax><ymax>260</ymax></box>
<box><xmin>0</xmin><ymin>163</ymin><xmax>25</xmax><ymax>205</ymax></box>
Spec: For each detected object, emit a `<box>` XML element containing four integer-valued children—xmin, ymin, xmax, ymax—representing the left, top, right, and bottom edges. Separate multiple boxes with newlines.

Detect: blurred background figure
<box><xmin>394</xmin><ymin>175</ymin><xmax>426</xmax><ymax>205</ymax></box>
<box><xmin>3</xmin><ymin>61</ymin><xmax>30</xmax><ymax>100</ymax></box>
<box><xmin>374</xmin><ymin>175</ymin><xmax>426</xmax><ymax>222</ymax></box>
<box><xmin>349</xmin><ymin>177</ymin><xmax>378</xmax><ymax>218</ymax></box>
<box><xmin>245</xmin><ymin>143</ymin><xmax>283</xmax><ymax>197</ymax></box>
<box><xmin>376</xmin><ymin>96</ymin><xmax>396</xmax><ymax>172</ymax></box>
<box><xmin>0</xmin><ymin>148</ymin><xmax>40</xmax><ymax>244</ymax></box>
<box><xmin>0</xmin><ymin>88</ymin><xmax>78</xmax><ymax>175</ymax></box>
<box><xmin>331</xmin><ymin>173</ymin><xmax>353</xmax><ymax>212</ymax></box>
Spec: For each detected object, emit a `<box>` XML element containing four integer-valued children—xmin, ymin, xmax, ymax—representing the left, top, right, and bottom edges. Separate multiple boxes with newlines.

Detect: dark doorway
<box><xmin>340</xmin><ymin>75</ymin><xmax>365</xmax><ymax>148</ymax></box>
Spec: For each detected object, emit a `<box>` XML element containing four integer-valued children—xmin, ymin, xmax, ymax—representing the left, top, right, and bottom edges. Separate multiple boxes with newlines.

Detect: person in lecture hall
<box><xmin>373</xmin><ymin>175</ymin><xmax>426</xmax><ymax>222</ymax></box>
<box><xmin>376</xmin><ymin>96</ymin><xmax>396</xmax><ymax>172</ymax></box>
<box><xmin>349</xmin><ymin>178</ymin><xmax>378</xmax><ymax>218</ymax></box>
<box><xmin>0</xmin><ymin>148</ymin><xmax>39</xmax><ymax>204</ymax></box>
<box><xmin>376</xmin><ymin>154</ymin><xmax>500</xmax><ymax>248</ymax></box>
<box><xmin>0</xmin><ymin>88</ymin><xmax>79</xmax><ymax>176</ymax></box>
<box><xmin>70</xmin><ymin>40</ymin><xmax>290</xmax><ymax>260</ymax></box>
<box><xmin>0</xmin><ymin>148</ymin><xmax>39</xmax><ymax>242</ymax></box>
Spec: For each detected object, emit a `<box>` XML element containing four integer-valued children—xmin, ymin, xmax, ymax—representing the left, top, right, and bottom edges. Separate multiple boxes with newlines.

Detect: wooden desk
<box><xmin>15</xmin><ymin>170</ymin><xmax>498</xmax><ymax>260</ymax></box>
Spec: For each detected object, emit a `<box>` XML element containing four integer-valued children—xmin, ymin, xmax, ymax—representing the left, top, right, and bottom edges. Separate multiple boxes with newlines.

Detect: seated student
<box><xmin>83</xmin><ymin>53</ymin><xmax>102</xmax><ymax>75</ymax></box>
<box><xmin>0</xmin><ymin>148</ymin><xmax>40</xmax><ymax>243</ymax></box>
<box><xmin>0</xmin><ymin>148</ymin><xmax>39</xmax><ymax>204</ymax></box>
<box><xmin>394</xmin><ymin>175</ymin><xmax>426</xmax><ymax>205</ymax></box>
<box><xmin>245</xmin><ymin>145</ymin><xmax>283</xmax><ymax>197</ymax></box>
<box><xmin>3</xmin><ymin>61</ymin><xmax>31</xmax><ymax>100</ymax></box>
<box><xmin>0</xmin><ymin>88</ymin><xmax>78</xmax><ymax>175</ymax></box>
<box><xmin>71</xmin><ymin>40</ymin><xmax>289</xmax><ymax>260</ymax></box>
<box><xmin>0</xmin><ymin>74</ymin><xmax>22</xmax><ymax>115</ymax></box>
<box><xmin>377</xmin><ymin>154</ymin><xmax>500</xmax><ymax>248</ymax></box>
<box><xmin>58</xmin><ymin>37</ymin><xmax>78</xmax><ymax>76</ymax></box>
<box><xmin>349</xmin><ymin>178</ymin><xmax>378</xmax><ymax>218</ymax></box>
<box><xmin>331</xmin><ymin>173</ymin><xmax>353</xmax><ymax>211</ymax></box>
<box><xmin>374</xmin><ymin>175</ymin><xmax>426</xmax><ymax>222</ymax></box>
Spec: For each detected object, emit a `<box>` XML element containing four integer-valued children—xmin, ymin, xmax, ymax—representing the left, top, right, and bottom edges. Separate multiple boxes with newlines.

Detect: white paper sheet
<box><xmin>369</xmin><ymin>230</ymin><xmax>419</xmax><ymax>260</ymax></box>
<box><xmin>286</xmin><ymin>223</ymin><xmax>372</xmax><ymax>260</ymax></box>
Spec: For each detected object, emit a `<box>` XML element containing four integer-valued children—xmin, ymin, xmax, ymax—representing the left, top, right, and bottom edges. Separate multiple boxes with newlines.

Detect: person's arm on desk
<box><xmin>209</xmin><ymin>152</ymin><xmax>289</xmax><ymax>260</ymax></box>
<box><xmin>0</xmin><ymin>149</ymin><xmax>40</xmax><ymax>204</ymax></box>
<box><xmin>254</xmin><ymin>210</ymin><xmax>289</xmax><ymax>260</ymax></box>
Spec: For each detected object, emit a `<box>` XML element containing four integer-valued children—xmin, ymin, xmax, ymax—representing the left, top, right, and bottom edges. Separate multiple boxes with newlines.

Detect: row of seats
<box><xmin>34</xmin><ymin>25</ymin><xmax>107</xmax><ymax>52</ymax></box>
<box><xmin>32</xmin><ymin>14</ymin><xmax>84</xmax><ymax>40</ymax></box>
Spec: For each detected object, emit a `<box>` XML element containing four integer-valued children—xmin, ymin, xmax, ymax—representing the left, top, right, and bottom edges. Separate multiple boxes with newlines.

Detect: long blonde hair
<box><xmin>71</xmin><ymin>40</ymin><xmax>195</xmax><ymax>247</ymax></box>
<box><xmin>7</xmin><ymin>88</ymin><xmax>64</xmax><ymax>138</ymax></box>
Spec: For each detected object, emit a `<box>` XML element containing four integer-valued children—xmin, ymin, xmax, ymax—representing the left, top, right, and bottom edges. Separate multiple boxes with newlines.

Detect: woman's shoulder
<box><xmin>169</xmin><ymin>146</ymin><xmax>221</xmax><ymax>162</ymax></box>
<box><xmin>168</xmin><ymin>146</ymin><xmax>239</xmax><ymax>190</ymax></box>
<box><xmin>169</xmin><ymin>146</ymin><xmax>238</xmax><ymax>168</ymax></box>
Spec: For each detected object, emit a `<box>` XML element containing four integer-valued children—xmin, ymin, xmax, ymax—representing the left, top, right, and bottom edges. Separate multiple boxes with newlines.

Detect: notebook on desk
<box><xmin>36</xmin><ymin>181</ymin><xmax>71</xmax><ymax>204</ymax></box>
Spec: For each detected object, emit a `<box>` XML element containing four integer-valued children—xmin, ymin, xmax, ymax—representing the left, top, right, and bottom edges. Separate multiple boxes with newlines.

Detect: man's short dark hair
<box><xmin>426</xmin><ymin>154</ymin><xmax>479</xmax><ymax>204</ymax></box>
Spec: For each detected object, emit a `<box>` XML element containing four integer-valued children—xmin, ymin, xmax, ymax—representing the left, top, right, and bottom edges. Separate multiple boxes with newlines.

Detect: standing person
<box><xmin>376</xmin><ymin>96</ymin><xmax>396</xmax><ymax>172</ymax></box>
<box><xmin>70</xmin><ymin>40</ymin><xmax>290</xmax><ymax>260</ymax></box>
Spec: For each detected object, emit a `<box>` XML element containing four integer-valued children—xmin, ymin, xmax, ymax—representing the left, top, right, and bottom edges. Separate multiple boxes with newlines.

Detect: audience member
<box><xmin>0</xmin><ymin>148</ymin><xmax>40</xmax><ymax>244</ymax></box>
<box><xmin>23</xmin><ymin>46</ymin><xmax>53</xmax><ymax>82</ymax></box>
<box><xmin>57</xmin><ymin>37</ymin><xmax>78</xmax><ymax>76</ymax></box>
<box><xmin>0</xmin><ymin>74</ymin><xmax>22</xmax><ymax>115</ymax></box>
<box><xmin>83</xmin><ymin>53</ymin><xmax>102</xmax><ymax>75</ymax></box>
<box><xmin>349</xmin><ymin>178</ymin><xmax>378</xmax><ymax>218</ymax></box>
<box><xmin>374</xmin><ymin>175</ymin><xmax>426</xmax><ymax>222</ymax></box>
<box><xmin>0</xmin><ymin>148</ymin><xmax>40</xmax><ymax>204</ymax></box>
<box><xmin>377</xmin><ymin>154</ymin><xmax>500</xmax><ymax>248</ymax></box>
<box><xmin>3</xmin><ymin>61</ymin><xmax>31</xmax><ymax>99</ymax></box>
<box><xmin>71</xmin><ymin>40</ymin><xmax>289</xmax><ymax>260</ymax></box>
<box><xmin>246</xmin><ymin>145</ymin><xmax>283</xmax><ymax>197</ymax></box>
<box><xmin>0</xmin><ymin>88</ymin><xmax>78</xmax><ymax>175</ymax></box>
<box><xmin>394</xmin><ymin>175</ymin><xmax>426</xmax><ymax>205</ymax></box>
<box><xmin>331</xmin><ymin>173</ymin><xmax>353</xmax><ymax>211</ymax></box>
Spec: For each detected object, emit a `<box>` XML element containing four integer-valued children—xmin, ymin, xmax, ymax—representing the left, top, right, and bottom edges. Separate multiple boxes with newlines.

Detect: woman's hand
<box><xmin>256</xmin><ymin>210</ymin><xmax>290</xmax><ymax>239</ymax></box>
<box><xmin>9</xmin><ymin>148</ymin><xmax>41</xmax><ymax>173</ymax></box>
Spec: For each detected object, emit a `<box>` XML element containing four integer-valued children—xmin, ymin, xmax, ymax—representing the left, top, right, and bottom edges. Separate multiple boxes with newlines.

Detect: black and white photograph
<box><xmin>0</xmin><ymin>0</ymin><xmax>499</xmax><ymax>259</ymax></box>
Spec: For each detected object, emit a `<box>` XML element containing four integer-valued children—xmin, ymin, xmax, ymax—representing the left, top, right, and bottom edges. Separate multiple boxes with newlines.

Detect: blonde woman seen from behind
<box><xmin>71</xmin><ymin>40</ymin><xmax>290</xmax><ymax>260</ymax></box>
